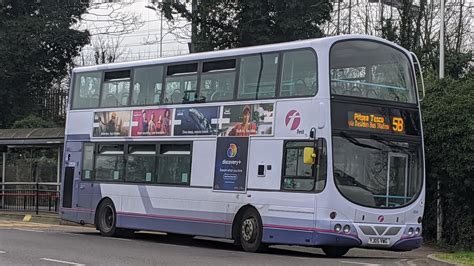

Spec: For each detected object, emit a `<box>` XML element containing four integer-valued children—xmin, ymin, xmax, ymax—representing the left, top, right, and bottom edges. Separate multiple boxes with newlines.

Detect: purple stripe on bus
<box><xmin>118</xmin><ymin>211</ymin><xmax>232</xmax><ymax>225</ymax></box>
<box><xmin>264</xmin><ymin>223</ymin><xmax>359</xmax><ymax>238</ymax></box>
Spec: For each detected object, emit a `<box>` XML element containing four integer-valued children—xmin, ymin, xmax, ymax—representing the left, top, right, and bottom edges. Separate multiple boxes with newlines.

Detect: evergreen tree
<box><xmin>11</xmin><ymin>115</ymin><xmax>57</xmax><ymax>129</ymax></box>
<box><xmin>422</xmin><ymin>74</ymin><xmax>474</xmax><ymax>249</ymax></box>
<box><xmin>0</xmin><ymin>0</ymin><xmax>90</xmax><ymax>128</ymax></box>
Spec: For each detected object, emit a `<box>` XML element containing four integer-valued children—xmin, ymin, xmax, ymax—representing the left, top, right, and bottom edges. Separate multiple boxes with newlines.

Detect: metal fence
<box><xmin>0</xmin><ymin>185</ymin><xmax>60</xmax><ymax>214</ymax></box>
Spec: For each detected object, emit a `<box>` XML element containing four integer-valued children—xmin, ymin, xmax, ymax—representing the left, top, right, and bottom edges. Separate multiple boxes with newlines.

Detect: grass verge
<box><xmin>435</xmin><ymin>252</ymin><xmax>474</xmax><ymax>265</ymax></box>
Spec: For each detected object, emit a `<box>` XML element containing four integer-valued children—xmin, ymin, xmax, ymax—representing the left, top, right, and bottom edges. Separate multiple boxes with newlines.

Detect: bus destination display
<box><xmin>348</xmin><ymin>111</ymin><xmax>405</xmax><ymax>134</ymax></box>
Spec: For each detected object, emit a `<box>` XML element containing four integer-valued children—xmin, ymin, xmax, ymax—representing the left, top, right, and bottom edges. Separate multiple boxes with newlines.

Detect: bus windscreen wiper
<box><xmin>369</xmin><ymin>134</ymin><xmax>410</xmax><ymax>152</ymax></box>
<box><xmin>339</xmin><ymin>132</ymin><xmax>381</xmax><ymax>151</ymax></box>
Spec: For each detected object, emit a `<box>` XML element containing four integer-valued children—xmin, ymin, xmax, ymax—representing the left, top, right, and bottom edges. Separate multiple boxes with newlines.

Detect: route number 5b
<box><xmin>392</xmin><ymin>117</ymin><xmax>404</xmax><ymax>132</ymax></box>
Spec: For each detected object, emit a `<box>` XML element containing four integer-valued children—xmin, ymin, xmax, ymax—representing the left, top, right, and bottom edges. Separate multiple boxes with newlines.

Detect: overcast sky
<box><xmin>79</xmin><ymin>0</ymin><xmax>191</xmax><ymax>65</ymax></box>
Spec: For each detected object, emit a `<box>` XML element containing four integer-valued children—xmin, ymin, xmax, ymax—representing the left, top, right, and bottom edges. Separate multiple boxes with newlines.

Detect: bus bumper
<box><xmin>313</xmin><ymin>231</ymin><xmax>362</xmax><ymax>247</ymax></box>
<box><xmin>391</xmin><ymin>236</ymin><xmax>423</xmax><ymax>251</ymax></box>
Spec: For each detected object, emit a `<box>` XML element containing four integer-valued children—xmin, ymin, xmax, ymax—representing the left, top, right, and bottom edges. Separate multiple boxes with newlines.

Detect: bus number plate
<box><xmin>368</xmin><ymin>237</ymin><xmax>390</xmax><ymax>245</ymax></box>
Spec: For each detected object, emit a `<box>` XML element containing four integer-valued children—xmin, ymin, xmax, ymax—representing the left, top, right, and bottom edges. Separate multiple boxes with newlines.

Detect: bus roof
<box><xmin>72</xmin><ymin>34</ymin><xmax>407</xmax><ymax>73</ymax></box>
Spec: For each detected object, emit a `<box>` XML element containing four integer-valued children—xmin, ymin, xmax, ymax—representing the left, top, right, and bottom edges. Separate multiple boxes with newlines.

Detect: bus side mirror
<box><xmin>303</xmin><ymin>147</ymin><xmax>317</xmax><ymax>165</ymax></box>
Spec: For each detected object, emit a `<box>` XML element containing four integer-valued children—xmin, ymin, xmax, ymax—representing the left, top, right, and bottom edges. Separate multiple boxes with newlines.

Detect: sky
<box><xmin>78</xmin><ymin>0</ymin><xmax>191</xmax><ymax>65</ymax></box>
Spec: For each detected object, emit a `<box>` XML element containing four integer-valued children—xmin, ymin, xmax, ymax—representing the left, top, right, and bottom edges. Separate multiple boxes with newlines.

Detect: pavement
<box><xmin>0</xmin><ymin>211</ymin><xmax>454</xmax><ymax>266</ymax></box>
<box><xmin>0</xmin><ymin>210</ymin><xmax>86</xmax><ymax>226</ymax></box>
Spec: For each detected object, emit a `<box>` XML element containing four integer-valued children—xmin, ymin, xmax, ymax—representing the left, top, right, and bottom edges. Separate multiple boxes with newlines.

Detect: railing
<box><xmin>0</xmin><ymin>186</ymin><xmax>60</xmax><ymax>214</ymax></box>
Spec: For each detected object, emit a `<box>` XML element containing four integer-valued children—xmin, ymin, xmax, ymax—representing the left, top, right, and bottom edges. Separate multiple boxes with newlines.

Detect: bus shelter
<box><xmin>0</xmin><ymin>128</ymin><xmax>64</xmax><ymax>213</ymax></box>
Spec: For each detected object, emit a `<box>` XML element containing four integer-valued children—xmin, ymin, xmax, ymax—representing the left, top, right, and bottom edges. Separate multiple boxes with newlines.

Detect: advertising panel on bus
<box><xmin>220</xmin><ymin>104</ymin><xmax>274</xmax><ymax>137</ymax></box>
<box><xmin>93</xmin><ymin>111</ymin><xmax>131</xmax><ymax>137</ymax></box>
<box><xmin>130</xmin><ymin>108</ymin><xmax>172</xmax><ymax>136</ymax></box>
<box><xmin>173</xmin><ymin>106</ymin><xmax>220</xmax><ymax>136</ymax></box>
<box><xmin>213</xmin><ymin>137</ymin><xmax>249</xmax><ymax>191</ymax></box>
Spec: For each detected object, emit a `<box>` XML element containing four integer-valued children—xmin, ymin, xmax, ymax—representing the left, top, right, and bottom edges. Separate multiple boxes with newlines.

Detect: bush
<box><xmin>11</xmin><ymin>115</ymin><xmax>57</xmax><ymax>129</ymax></box>
<box><xmin>421</xmin><ymin>73</ymin><xmax>474</xmax><ymax>250</ymax></box>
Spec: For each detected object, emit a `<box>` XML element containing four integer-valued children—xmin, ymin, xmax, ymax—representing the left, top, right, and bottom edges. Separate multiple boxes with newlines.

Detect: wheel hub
<box><xmin>103</xmin><ymin>206</ymin><xmax>114</xmax><ymax>231</ymax></box>
<box><xmin>241</xmin><ymin>218</ymin><xmax>256</xmax><ymax>242</ymax></box>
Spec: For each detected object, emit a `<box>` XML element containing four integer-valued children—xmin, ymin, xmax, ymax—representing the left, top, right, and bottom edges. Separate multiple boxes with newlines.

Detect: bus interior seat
<box><xmin>171</xmin><ymin>89</ymin><xmax>183</xmax><ymax>103</ymax></box>
<box><xmin>104</xmin><ymin>94</ymin><xmax>118</xmax><ymax>106</ymax></box>
<box><xmin>153</xmin><ymin>92</ymin><xmax>161</xmax><ymax>104</ymax></box>
<box><xmin>120</xmin><ymin>93</ymin><xmax>129</xmax><ymax>106</ymax></box>
<box><xmin>294</xmin><ymin>82</ymin><xmax>309</xmax><ymax>96</ymax></box>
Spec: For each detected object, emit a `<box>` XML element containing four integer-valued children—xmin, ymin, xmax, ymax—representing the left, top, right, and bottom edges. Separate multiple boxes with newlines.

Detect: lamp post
<box><xmin>145</xmin><ymin>4</ymin><xmax>164</xmax><ymax>58</ymax></box>
<box><xmin>439</xmin><ymin>0</ymin><xmax>445</xmax><ymax>79</ymax></box>
<box><xmin>436</xmin><ymin>0</ymin><xmax>445</xmax><ymax>244</ymax></box>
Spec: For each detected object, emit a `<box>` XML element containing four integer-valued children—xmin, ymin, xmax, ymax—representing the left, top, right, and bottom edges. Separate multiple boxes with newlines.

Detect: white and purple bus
<box><xmin>61</xmin><ymin>35</ymin><xmax>425</xmax><ymax>257</ymax></box>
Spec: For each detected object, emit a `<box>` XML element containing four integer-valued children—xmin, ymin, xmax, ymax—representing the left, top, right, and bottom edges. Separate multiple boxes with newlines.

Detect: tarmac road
<box><xmin>0</xmin><ymin>219</ymin><xmax>449</xmax><ymax>266</ymax></box>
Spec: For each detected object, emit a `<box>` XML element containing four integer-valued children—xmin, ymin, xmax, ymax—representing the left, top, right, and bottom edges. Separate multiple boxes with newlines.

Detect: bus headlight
<box><xmin>343</xmin><ymin>225</ymin><xmax>351</xmax><ymax>234</ymax></box>
<box><xmin>334</xmin><ymin>224</ymin><xmax>342</xmax><ymax>233</ymax></box>
<box><xmin>415</xmin><ymin>227</ymin><xmax>421</xmax><ymax>236</ymax></box>
<box><xmin>408</xmin><ymin>227</ymin><xmax>414</xmax><ymax>236</ymax></box>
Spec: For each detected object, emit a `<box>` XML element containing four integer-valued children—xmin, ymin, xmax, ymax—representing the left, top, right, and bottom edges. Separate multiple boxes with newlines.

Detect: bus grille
<box><xmin>359</xmin><ymin>225</ymin><xmax>401</xmax><ymax>236</ymax></box>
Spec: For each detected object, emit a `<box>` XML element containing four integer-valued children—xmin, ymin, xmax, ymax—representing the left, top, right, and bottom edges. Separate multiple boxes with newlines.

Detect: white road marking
<box><xmin>340</xmin><ymin>261</ymin><xmax>381</xmax><ymax>266</ymax></box>
<box><xmin>104</xmin><ymin>236</ymin><xmax>132</xmax><ymax>241</ymax></box>
<box><xmin>0</xmin><ymin>251</ymin><xmax>6</xmax><ymax>254</ymax></box>
<box><xmin>15</xmin><ymin>228</ymin><xmax>44</xmax><ymax>233</ymax></box>
<box><xmin>40</xmin><ymin>258</ymin><xmax>85</xmax><ymax>266</ymax></box>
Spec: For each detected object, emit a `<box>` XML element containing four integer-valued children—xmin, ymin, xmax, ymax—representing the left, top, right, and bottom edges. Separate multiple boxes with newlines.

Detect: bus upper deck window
<box><xmin>200</xmin><ymin>59</ymin><xmax>236</xmax><ymax>102</ymax></box>
<box><xmin>164</xmin><ymin>63</ymin><xmax>198</xmax><ymax>104</ymax></box>
<box><xmin>330</xmin><ymin>40</ymin><xmax>416</xmax><ymax>103</ymax></box>
<box><xmin>72</xmin><ymin>72</ymin><xmax>101</xmax><ymax>109</ymax></box>
<box><xmin>238</xmin><ymin>53</ymin><xmax>278</xmax><ymax>100</ymax></box>
<box><xmin>100</xmin><ymin>70</ymin><xmax>131</xmax><ymax>108</ymax></box>
<box><xmin>132</xmin><ymin>65</ymin><xmax>164</xmax><ymax>106</ymax></box>
<box><xmin>280</xmin><ymin>50</ymin><xmax>317</xmax><ymax>97</ymax></box>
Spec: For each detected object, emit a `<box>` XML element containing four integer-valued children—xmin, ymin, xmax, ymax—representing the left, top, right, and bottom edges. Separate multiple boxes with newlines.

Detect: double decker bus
<box><xmin>61</xmin><ymin>35</ymin><xmax>425</xmax><ymax>257</ymax></box>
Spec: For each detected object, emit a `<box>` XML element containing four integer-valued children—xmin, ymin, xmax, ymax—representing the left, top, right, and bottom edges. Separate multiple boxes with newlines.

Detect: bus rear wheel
<box><xmin>322</xmin><ymin>246</ymin><xmax>350</xmax><ymax>257</ymax></box>
<box><xmin>239</xmin><ymin>208</ymin><xmax>266</xmax><ymax>252</ymax></box>
<box><xmin>97</xmin><ymin>199</ymin><xmax>118</xmax><ymax>237</ymax></box>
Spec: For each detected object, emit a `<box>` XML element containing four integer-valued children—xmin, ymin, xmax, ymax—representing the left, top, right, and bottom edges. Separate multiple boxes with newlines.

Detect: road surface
<box><xmin>0</xmin><ymin>219</ymin><xmax>448</xmax><ymax>265</ymax></box>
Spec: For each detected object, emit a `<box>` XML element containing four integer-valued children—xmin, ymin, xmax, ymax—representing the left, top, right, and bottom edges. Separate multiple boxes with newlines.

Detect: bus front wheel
<box><xmin>322</xmin><ymin>246</ymin><xmax>350</xmax><ymax>257</ymax></box>
<box><xmin>97</xmin><ymin>199</ymin><xmax>118</xmax><ymax>237</ymax></box>
<box><xmin>239</xmin><ymin>208</ymin><xmax>266</xmax><ymax>252</ymax></box>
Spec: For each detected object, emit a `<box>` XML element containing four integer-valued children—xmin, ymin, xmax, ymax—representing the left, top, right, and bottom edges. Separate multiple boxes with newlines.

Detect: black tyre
<box><xmin>322</xmin><ymin>246</ymin><xmax>350</xmax><ymax>258</ymax></box>
<box><xmin>97</xmin><ymin>199</ymin><xmax>118</xmax><ymax>237</ymax></box>
<box><xmin>239</xmin><ymin>208</ymin><xmax>266</xmax><ymax>252</ymax></box>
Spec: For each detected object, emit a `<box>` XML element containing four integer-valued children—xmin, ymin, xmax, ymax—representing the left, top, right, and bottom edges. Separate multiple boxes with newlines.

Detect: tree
<box><xmin>11</xmin><ymin>115</ymin><xmax>57</xmax><ymax>129</ymax></box>
<box><xmin>321</xmin><ymin>0</ymin><xmax>472</xmax><ymax>78</ymax></box>
<box><xmin>0</xmin><ymin>0</ymin><xmax>90</xmax><ymax>128</ymax></box>
<box><xmin>159</xmin><ymin>0</ymin><xmax>332</xmax><ymax>52</ymax></box>
<box><xmin>422</xmin><ymin>73</ymin><xmax>474</xmax><ymax>249</ymax></box>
